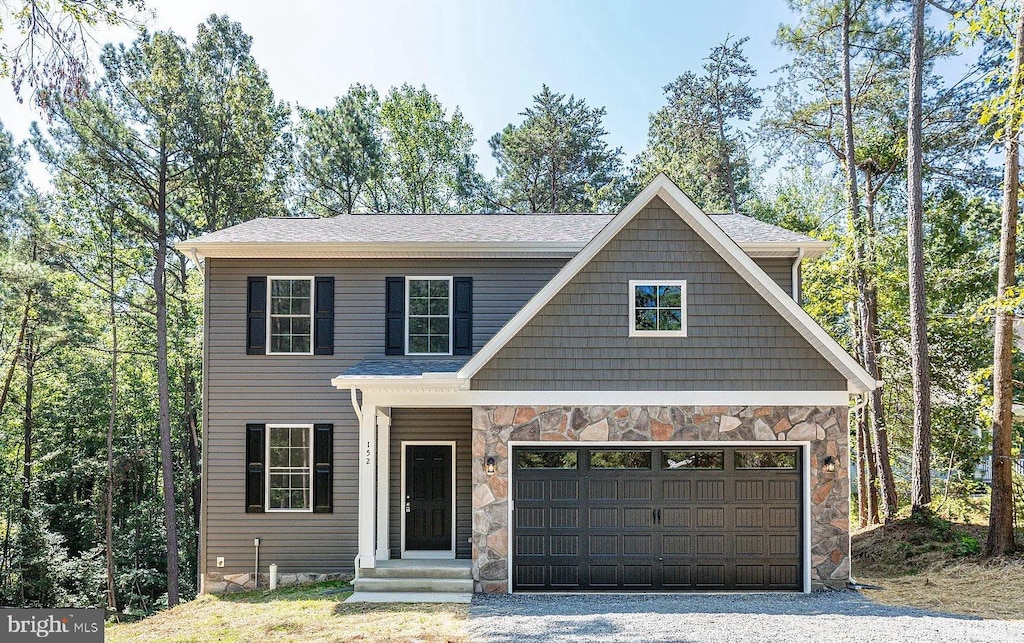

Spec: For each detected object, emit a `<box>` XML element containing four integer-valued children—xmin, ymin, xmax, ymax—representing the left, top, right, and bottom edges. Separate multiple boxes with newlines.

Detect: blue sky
<box><xmin>1</xmin><ymin>0</ymin><xmax>806</xmax><ymax>185</ymax></box>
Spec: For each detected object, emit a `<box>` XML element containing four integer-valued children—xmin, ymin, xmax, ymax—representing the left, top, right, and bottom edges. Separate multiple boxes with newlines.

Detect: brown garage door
<box><xmin>511</xmin><ymin>445</ymin><xmax>803</xmax><ymax>591</ymax></box>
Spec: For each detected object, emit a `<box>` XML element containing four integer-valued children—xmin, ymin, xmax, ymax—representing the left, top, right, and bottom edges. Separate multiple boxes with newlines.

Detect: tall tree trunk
<box><xmin>106</xmin><ymin>214</ymin><xmax>119</xmax><ymax>617</ymax></box>
<box><xmin>907</xmin><ymin>0</ymin><xmax>933</xmax><ymax>512</ymax></box>
<box><xmin>21</xmin><ymin>334</ymin><xmax>34</xmax><ymax>511</ymax></box>
<box><xmin>851</xmin><ymin>312</ymin><xmax>871</xmax><ymax>527</ymax></box>
<box><xmin>178</xmin><ymin>258</ymin><xmax>202</xmax><ymax>589</ymax></box>
<box><xmin>862</xmin><ymin>170</ymin><xmax>897</xmax><ymax>520</ymax></box>
<box><xmin>840</xmin><ymin>0</ymin><xmax>897</xmax><ymax>519</ymax></box>
<box><xmin>856</xmin><ymin>414</ymin><xmax>869</xmax><ymax>527</ymax></box>
<box><xmin>156</xmin><ymin>139</ymin><xmax>180</xmax><ymax>606</ymax></box>
<box><xmin>550</xmin><ymin>156</ymin><xmax>557</xmax><ymax>213</ymax></box>
<box><xmin>985</xmin><ymin>5</ymin><xmax>1024</xmax><ymax>558</ymax></box>
<box><xmin>862</xmin><ymin>403</ymin><xmax>880</xmax><ymax>525</ymax></box>
<box><xmin>0</xmin><ymin>293</ymin><xmax>32</xmax><ymax>420</ymax></box>
<box><xmin>714</xmin><ymin>101</ymin><xmax>739</xmax><ymax>212</ymax></box>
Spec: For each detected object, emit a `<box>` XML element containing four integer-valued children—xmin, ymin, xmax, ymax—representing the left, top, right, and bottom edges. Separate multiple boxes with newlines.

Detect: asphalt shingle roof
<box><xmin>184</xmin><ymin>214</ymin><xmax>613</xmax><ymax>245</ymax></box>
<box><xmin>707</xmin><ymin>214</ymin><xmax>821</xmax><ymax>244</ymax></box>
<box><xmin>342</xmin><ymin>358</ymin><xmax>469</xmax><ymax>377</ymax></box>
<box><xmin>180</xmin><ymin>212</ymin><xmax>822</xmax><ymax>246</ymax></box>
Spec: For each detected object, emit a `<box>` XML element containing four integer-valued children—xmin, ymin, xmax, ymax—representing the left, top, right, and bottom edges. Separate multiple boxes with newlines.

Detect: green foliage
<box><xmin>297</xmin><ymin>84</ymin><xmax>383</xmax><ymax>215</ymax></box>
<box><xmin>0</xmin><ymin>0</ymin><xmax>146</xmax><ymax>104</ymax></box>
<box><xmin>954</xmin><ymin>1</ymin><xmax>1023</xmax><ymax>142</ymax></box>
<box><xmin>951</xmin><ymin>533</ymin><xmax>982</xmax><ymax>556</ymax></box>
<box><xmin>0</xmin><ymin>509</ymin><xmax>105</xmax><ymax>608</ymax></box>
<box><xmin>183</xmin><ymin>15</ymin><xmax>292</xmax><ymax>230</ymax></box>
<box><xmin>1</xmin><ymin>14</ymin><xmax>287</xmax><ymax>612</ymax></box>
<box><xmin>379</xmin><ymin>84</ymin><xmax>479</xmax><ymax>213</ymax></box>
<box><xmin>488</xmin><ymin>84</ymin><xmax>623</xmax><ymax>213</ymax></box>
<box><xmin>635</xmin><ymin>35</ymin><xmax>760</xmax><ymax>211</ymax></box>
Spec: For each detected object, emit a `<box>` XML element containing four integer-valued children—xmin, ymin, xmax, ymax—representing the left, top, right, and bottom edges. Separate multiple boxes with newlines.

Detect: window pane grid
<box><xmin>269</xmin><ymin>278</ymin><xmax>312</xmax><ymax>353</ymax></box>
<box><xmin>268</xmin><ymin>426</ymin><xmax>311</xmax><ymax>510</ymax></box>
<box><xmin>633</xmin><ymin>282</ymin><xmax>684</xmax><ymax>333</ymax></box>
<box><xmin>408</xmin><ymin>278</ymin><xmax>451</xmax><ymax>354</ymax></box>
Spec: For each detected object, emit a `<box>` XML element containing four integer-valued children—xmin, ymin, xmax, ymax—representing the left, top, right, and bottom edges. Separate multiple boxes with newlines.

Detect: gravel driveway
<box><xmin>468</xmin><ymin>591</ymin><xmax>1024</xmax><ymax>642</ymax></box>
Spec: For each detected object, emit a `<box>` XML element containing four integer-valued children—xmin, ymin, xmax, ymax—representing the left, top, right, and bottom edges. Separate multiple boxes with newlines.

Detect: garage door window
<box><xmin>517</xmin><ymin>450</ymin><xmax>578</xmax><ymax>469</ymax></box>
<box><xmin>735</xmin><ymin>450</ymin><xmax>798</xmax><ymax>469</ymax></box>
<box><xmin>589</xmin><ymin>450</ymin><xmax>652</xmax><ymax>469</ymax></box>
<box><xmin>662</xmin><ymin>450</ymin><xmax>724</xmax><ymax>470</ymax></box>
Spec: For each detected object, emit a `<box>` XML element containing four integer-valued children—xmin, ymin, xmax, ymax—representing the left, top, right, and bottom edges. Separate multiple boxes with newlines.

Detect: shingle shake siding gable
<box><xmin>472</xmin><ymin>197</ymin><xmax>848</xmax><ymax>391</ymax></box>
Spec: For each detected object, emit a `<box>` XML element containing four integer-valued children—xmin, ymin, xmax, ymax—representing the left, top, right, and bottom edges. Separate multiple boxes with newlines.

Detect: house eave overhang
<box><xmin>741</xmin><ymin>242</ymin><xmax>831</xmax><ymax>260</ymax></box>
<box><xmin>174</xmin><ymin>239</ymin><xmax>831</xmax><ymax>262</ymax></box>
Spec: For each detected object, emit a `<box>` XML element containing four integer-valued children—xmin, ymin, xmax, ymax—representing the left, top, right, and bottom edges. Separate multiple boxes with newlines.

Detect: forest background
<box><xmin>0</xmin><ymin>0</ymin><xmax>1021</xmax><ymax>614</ymax></box>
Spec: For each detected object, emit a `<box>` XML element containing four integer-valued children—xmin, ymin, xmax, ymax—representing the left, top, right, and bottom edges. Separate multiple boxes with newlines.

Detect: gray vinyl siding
<box><xmin>388</xmin><ymin>408</ymin><xmax>472</xmax><ymax>560</ymax></box>
<box><xmin>202</xmin><ymin>258</ymin><xmax>563</xmax><ymax>577</ymax></box>
<box><xmin>473</xmin><ymin>197</ymin><xmax>848</xmax><ymax>391</ymax></box>
<box><xmin>753</xmin><ymin>257</ymin><xmax>794</xmax><ymax>298</ymax></box>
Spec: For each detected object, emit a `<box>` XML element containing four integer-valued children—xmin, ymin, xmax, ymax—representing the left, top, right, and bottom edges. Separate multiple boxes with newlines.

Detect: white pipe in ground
<box><xmin>269</xmin><ymin>564</ymin><xmax>278</xmax><ymax>590</ymax></box>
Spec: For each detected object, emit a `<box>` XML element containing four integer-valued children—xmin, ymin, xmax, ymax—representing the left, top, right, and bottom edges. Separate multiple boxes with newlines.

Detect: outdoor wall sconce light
<box><xmin>823</xmin><ymin>455</ymin><xmax>838</xmax><ymax>473</ymax></box>
<box><xmin>485</xmin><ymin>457</ymin><xmax>496</xmax><ymax>476</ymax></box>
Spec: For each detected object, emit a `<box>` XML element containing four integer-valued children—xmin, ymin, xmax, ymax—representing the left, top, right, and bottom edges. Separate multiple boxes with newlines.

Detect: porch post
<box><xmin>357</xmin><ymin>401</ymin><xmax>377</xmax><ymax>569</ymax></box>
<box><xmin>375</xmin><ymin>408</ymin><xmax>391</xmax><ymax>561</ymax></box>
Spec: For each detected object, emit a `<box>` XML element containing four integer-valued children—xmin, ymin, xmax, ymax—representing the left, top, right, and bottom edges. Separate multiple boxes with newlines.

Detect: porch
<box><xmin>354</xmin><ymin>404</ymin><xmax>474</xmax><ymax>569</ymax></box>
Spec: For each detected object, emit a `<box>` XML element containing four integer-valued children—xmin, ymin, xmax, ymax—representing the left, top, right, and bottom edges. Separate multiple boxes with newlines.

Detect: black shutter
<box><xmin>245</xmin><ymin>424</ymin><xmax>265</xmax><ymax>513</ymax></box>
<box><xmin>246</xmin><ymin>277</ymin><xmax>267</xmax><ymax>355</ymax></box>
<box><xmin>314</xmin><ymin>276</ymin><xmax>334</xmax><ymax>355</ymax></box>
<box><xmin>312</xmin><ymin>423</ymin><xmax>333</xmax><ymax>513</ymax></box>
<box><xmin>453</xmin><ymin>277</ymin><xmax>473</xmax><ymax>355</ymax></box>
<box><xmin>385</xmin><ymin>277</ymin><xmax>405</xmax><ymax>355</ymax></box>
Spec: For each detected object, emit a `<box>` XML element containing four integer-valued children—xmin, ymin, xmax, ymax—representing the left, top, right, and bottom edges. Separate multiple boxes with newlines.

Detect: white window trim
<box><xmin>266</xmin><ymin>276</ymin><xmax>315</xmax><ymax>356</ymax></box>
<box><xmin>404</xmin><ymin>276</ymin><xmax>454</xmax><ymax>356</ymax></box>
<box><xmin>628</xmin><ymin>279</ymin><xmax>688</xmax><ymax>337</ymax></box>
<box><xmin>265</xmin><ymin>423</ymin><xmax>314</xmax><ymax>513</ymax></box>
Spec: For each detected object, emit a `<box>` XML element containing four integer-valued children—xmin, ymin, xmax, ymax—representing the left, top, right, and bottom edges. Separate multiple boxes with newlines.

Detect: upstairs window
<box><xmin>406</xmin><ymin>277</ymin><xmax>452</xmax><ymax>355</ymax></box>
<box><xmin>268</xmin><ymin>277</ymin><xmax>314</xmax><ymax>354</ymax></box>
<box><xmin>629</xmin><ymin>280</ymin><xmax>687</xmax><ymax>337</ymax></box>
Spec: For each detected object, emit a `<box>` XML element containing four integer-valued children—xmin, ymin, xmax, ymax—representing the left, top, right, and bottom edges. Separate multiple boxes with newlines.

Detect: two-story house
<box><xmin>178</xmin><ymin>175</ymin><xmax>875</xmax><ymax>599</ymax></box>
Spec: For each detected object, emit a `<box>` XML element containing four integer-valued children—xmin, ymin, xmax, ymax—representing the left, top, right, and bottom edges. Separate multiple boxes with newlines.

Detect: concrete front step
<box><xmin>360</xmin><ymin>562</ymin><xmax>473</xmax><ymax>580</ymax></box>
<box><xmin>352</xmin><ymin>576</ymin><xmax>475</xmax><ymax>594</ymax></box>
<box><xmin>345</xmin><ymin>591</ymin><xmax>472</xmax><ymax>604</ymax></box>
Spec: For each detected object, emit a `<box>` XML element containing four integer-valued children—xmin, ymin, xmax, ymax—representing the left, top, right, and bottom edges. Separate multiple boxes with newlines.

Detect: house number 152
<box><xmin>365</xmin><ymin>441</ymin><xmax>371</xmax><ymax>465</ymax></box>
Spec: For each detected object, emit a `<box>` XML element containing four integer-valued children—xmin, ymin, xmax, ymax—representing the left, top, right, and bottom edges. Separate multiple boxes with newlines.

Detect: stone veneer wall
<box><xmin>202</xmin><ymin>571</ymin><xmax>349</xmax><ymax>594</ymax></box>
<box><xmin>470</xmin><ymin>405</ymin><xmax>850</xmax><ymax>593</ymax></box>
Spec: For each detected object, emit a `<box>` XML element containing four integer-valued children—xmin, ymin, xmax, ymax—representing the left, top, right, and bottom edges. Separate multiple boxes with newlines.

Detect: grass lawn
<box><xmin>852</xmin><ymin>508</ymin><xmax>1024</xmax><ymax>621</ymax></box>
<box><xmin>105</xmin><ymin>581</ymin><xmax>469</xmax><ymax>643</ymax></box>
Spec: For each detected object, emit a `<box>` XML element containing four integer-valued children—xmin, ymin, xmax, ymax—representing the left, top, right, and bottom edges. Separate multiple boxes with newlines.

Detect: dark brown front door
<box><xmin>405</xmin><ymin>444</ymin><xmax>453</xmax><ymax>552</ymax></box>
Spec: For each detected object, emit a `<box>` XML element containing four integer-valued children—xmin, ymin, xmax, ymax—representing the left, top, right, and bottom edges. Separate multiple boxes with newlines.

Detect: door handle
<box><xmin>405</xmin><ymin>502</ymin><xmax>411</xmax><ymax>513</ymax></box>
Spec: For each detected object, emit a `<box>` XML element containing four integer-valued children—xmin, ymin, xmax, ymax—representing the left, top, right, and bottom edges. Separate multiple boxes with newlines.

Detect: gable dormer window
<box><xmin>406</xmin><ymin>276</ymin><xmax>453</xmax><ymax>355</ymax></box>
<box><xmin>629</xmin><ymin>280</ymin><xmax>687</xmax><ymax>337</ymax></box>
<box><xmin>268</xmin><ymin>277</ymin><xmax>314</xmax><ymax>354</ymax></box>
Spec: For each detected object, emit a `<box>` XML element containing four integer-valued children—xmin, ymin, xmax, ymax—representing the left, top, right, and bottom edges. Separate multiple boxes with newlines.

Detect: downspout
<box><xmin>349</xmin><ymin>385</ymin><xmax>362</xmax><ymax>418</ymax></box>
